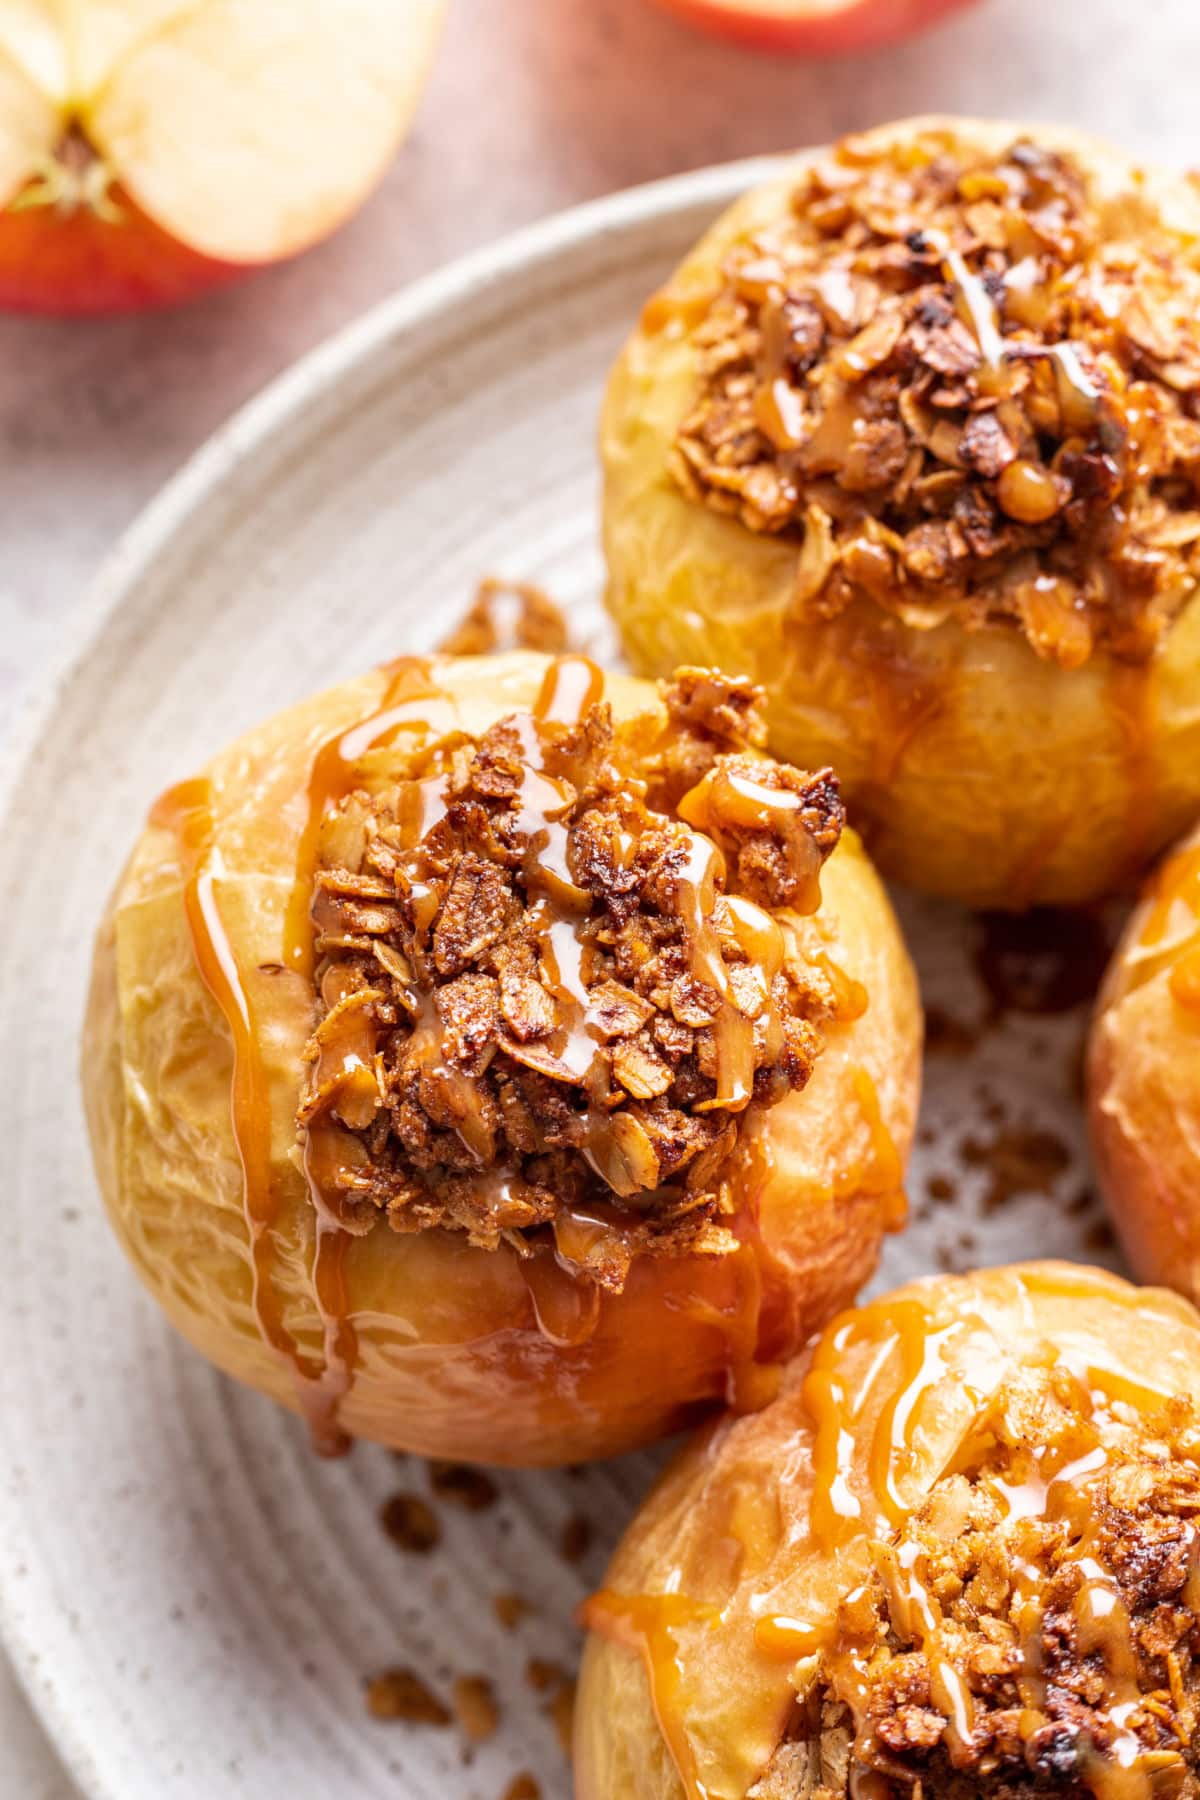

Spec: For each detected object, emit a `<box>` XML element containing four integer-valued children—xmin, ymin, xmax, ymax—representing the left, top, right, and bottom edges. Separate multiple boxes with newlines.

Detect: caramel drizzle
<box><xmin>673</xmin><ymin>830</ymin><xmax>755</xmax><ymax>1113</ymax></box>
<box><xmin>1138</xmin><ymin>842</ymin><xmax>1200</xmax><ymax>1017</ymax></box>
<box><xmin>928</xmin><ymin>228</ymin><xmax>1106</xmax><ymax>425</ymax></box>
<box><xmin>790</xmin><ymin>1272</ymin><xmax>1188</xmax><ymax>1796</ymax></box>
<box><xmin>283</xmin><ymin>656</ymin><xmax>460</xmax><ymax>1434</ymax></box>
<box><xmin>578</xmin><ymin>1591</ymin><xmax>721</xmax><ymax>1800</ymax></box>
<box><xmin>589</xmin><ymin>1270</ymin><xmax>1194</xmax><ymax>1800</ymax></box>
<box><xmin>500</xmin><ymin>656</ymin><xmax>787</xmax><ymax>1389</ymax></box>
<box><xmin>283</xmin><ymin>657</ymin><xmax>456</xmax><ymax>981</ymax></box>
<box><xmin>149</xmin><ymin>777</ymin><xmax>348</xmax><ymax>1454</ymax></box>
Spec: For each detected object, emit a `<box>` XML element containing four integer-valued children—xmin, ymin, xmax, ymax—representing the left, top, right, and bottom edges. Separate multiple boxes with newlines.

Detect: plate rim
<box><xmin>0</xmin><ymin>150</ymin><xmax>783</xmax><ymax>1798</ymax></box>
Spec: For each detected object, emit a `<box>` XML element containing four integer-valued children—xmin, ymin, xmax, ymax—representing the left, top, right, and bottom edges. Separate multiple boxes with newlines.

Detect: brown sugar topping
<box><xmin>297</xmin><ymin>659</ymin><xmax>848</xmax><ymax>1292</ymax></box>
<box><xmin>670</xmin><ymin>130</ymin><xmax>1200</xmax><ymax>668</ymax></box>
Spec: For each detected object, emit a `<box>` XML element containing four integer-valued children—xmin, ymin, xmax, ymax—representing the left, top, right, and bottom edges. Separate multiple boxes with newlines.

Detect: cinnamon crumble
<box><xmin>670</xmin><ymin>130</ymin><xmax>1200</xmax><ymax>668</ymax></box>
<box><xmin>753</xmin><ymin>1371</ymin><xmax>1200</xmax><ymax>1797</ymax></box>
<box><xmin>297</xmin><ymin>665</ymin><xmax>849</xmax><ymax>1291</ymax></box>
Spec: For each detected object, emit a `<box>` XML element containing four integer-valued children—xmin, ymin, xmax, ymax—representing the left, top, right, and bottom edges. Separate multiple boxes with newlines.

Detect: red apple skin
<box><xmin>651</xmin><ymin>0</ymin><xmax>978</xmax><ymax>54</ymax></box>
<box><xmin>0</xmin><ymin>186</ymin><xmax>246</xmax><ymax>316</ymax></box>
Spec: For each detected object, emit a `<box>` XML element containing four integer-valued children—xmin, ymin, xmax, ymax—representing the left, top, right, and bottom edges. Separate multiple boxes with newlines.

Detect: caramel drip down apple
<box><xmin>1138</xmin><ymin>841</ymin><xmax>1200</xmax><ymax>1018</ymax></box>
<box><xmin>148</xmin><ymin>778</ymin><xmax>351</xmax><ymax>1454</ymax></box>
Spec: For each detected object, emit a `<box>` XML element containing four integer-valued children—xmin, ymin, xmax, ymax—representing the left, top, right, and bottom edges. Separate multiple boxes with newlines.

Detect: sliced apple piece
<box><xmin>0</xmin><ymin>0</ymin><xmax>447</xmax><ymax>313</ymax></box>
<box><xmin>0</xmin><ymin>0</ymin><xmax>67</xmax><ymax>102</ymax></box>
<box><xmin>0</xmin><ymin>37</ymin><xmax>59</xmax><ymax>207</ymax></box>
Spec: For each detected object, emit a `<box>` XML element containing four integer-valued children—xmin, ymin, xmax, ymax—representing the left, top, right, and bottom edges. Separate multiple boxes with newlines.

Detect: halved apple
<box><xmin>651</xmin><ymin>0</ymin><xmax>978</xmax><ymax>54</ymax></box>
<box><xmin>0</xmin><ymin>0</ymin><xmax>447</xmax><ymax>314</ymax></box>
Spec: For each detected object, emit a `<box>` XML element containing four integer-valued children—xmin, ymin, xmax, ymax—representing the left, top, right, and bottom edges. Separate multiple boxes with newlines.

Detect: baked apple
<box><xmin>650</xmin><ymin>0</ymin><xmax>977</xmax><ymax>57</ymax></box>
<box><xmin>1088</xmin><ymin>820</ymin><xmax>1200</xmax><ymax>1302</ymax></box>
<box><xmin>83</xmin><ymin>651</ymin><xmax>920</xmax><ymax>1465</ymax></box>
<box><xmin>0</xmin><ymin>0</ymin><xmax>446</xmax><ymax>313</ymax></box>
<box><xmin>603</xmin><ymin>116</ymin><xmax>1200</xmax><ymax>907</ymax></box>
<box><xmin>578</xmin><ymin>1261</ymin><xmax>1200</xmax><ymax>1798</ymax></box>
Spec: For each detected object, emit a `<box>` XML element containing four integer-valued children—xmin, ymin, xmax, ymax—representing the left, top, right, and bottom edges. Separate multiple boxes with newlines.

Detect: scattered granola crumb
<box><xmin>925</xmin><ymin>1172</ymin><xmax>957</xmax><ymax>1204</ymax></box>
<box><xmin>923</xmin><ymin>1005</ymin><xmax>978</xmax><ymax>1056</ymax></box>
<box><xmin>439</xmin><ymin>578</ymin><xmax>570</xmax><ymax>657</ymax></box>
<box><xmin>547</xmin><ymin>1677</ymin><xmax>576</xmax><ymax>1758</ymax></box>
<box><xmin>365</xmin><ymin>1668</ymin><xmax>451</xmax><ymax>1725</ymax></box>
<box><xmin>525</xmin><ymin>1658</ymin><xmax>566</xmax><ymax>1694</ymax></box>
<box><xmin>430</xmin><ymin>1463</ymin><xmax>499</xmax><ymax>1512</ymax></box>
<box><xmin>452</xmin><ymin>1674</ymin><xmax>499</xmax><ymax>1743</ymax></box>
<box><xmin>559</xmin><ymin>1512</ymin><xmax>592</xmax><ymax>1564</ymax></box>
<box><xmin>493</xmin><ymin>1592</ymin><xmax>529</xmax><ymax>1631</ymax></box>
<box><xmin>379</xmin><ymin>1491</ymin><xmax>442</xmax><ymax>1554</ymax></box>
<box><xmin>502</xmin><ymin>1777</ymin><xmax>540</xmax><ymax>1800</ymax></box>
<box><xmin>961</xmin><ymin>1124</ymin><xmax>1072</xmax><ymax>1213</ymax></box>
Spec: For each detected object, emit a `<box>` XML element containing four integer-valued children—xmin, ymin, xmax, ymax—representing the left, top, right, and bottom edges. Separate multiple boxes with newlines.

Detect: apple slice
<box><xmin>651</xmin><ymin>0</ymin><xmax>978</xmax><ymax>54</ymax></box>
<box><xmin>0</xmin><ymin>0</ymin><xmax>447</xmax><ymax>314</ymax></box>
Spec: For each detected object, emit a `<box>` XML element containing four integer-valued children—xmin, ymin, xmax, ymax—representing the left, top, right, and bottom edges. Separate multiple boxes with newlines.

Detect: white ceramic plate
<box><xmin>0</xmin><ymin>162</ymin><xmax>1124</xmax><ymax>1800</ymax></box>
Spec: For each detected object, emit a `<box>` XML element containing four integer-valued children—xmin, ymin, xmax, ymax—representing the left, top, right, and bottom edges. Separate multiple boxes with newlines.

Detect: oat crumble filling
<box><xmin>670</xmin><ymin>133</ymin><xmax>1200</xmax><ymax>668</ymax></box>
<box><xmin>296</xmin><ymin>668</ymin><xmax>851</xmax><ymax>1292</ymax></box>
<box><xmin>754</xmin><ymin>1369</ymin><xmax>1200</xmax><ymax>1799</ymax></box>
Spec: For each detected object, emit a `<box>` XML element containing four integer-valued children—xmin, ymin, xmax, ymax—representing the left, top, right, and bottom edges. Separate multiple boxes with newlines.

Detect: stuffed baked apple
<box><xmin>578</xmin><ymin>1261</ymin><xmax>1200</xmax><ymax>1798</ymax></box>
<box><xmin>603</xmin><ymin>116</ymin><xmax>1200</xmax><ymax>906</ymax></box>
<box><xmin>83</xmin><ymin>651</ymin><xmax>920</xmax><ymax>1464</ymax></box>
<box><xmin>1088</xmin><ymin>819</ymin><xmax>1200</xmax><ymax>1302</ymax></box>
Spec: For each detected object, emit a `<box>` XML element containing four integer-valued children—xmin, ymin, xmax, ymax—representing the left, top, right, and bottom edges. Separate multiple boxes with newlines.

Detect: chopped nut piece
<box><xmin>365</xmin><ymin>1668</ymin><xmax>451</xmax><ymax>1725</ymax></box>
<box><xmin>673</xmin><ymin>131</ymin><xmax>1200</xmax><ymax>667</ymax></box>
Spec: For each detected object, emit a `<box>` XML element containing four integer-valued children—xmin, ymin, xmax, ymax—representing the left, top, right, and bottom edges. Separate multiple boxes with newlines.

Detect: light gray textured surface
<box><xmin>1</xmin><ymin>0</ymin><xmax>1196</xmax><ymax>1787</ymax></box>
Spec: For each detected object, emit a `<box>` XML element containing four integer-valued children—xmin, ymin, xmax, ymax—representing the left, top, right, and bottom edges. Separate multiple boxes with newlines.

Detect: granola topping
<box><xmin>755</xmin><ymin>1378</ymin><xmax>1200</xmax><ymax>1797</ymax></box>
<box><xmin>297</xmin><ymin>659</ymin><xmax>849</xmax><ymax>1291</ymax></box>
<box><xmin>670</xmin><ymin>130</ymin><xmax>1200</xmax><ymax>668</ymax></box>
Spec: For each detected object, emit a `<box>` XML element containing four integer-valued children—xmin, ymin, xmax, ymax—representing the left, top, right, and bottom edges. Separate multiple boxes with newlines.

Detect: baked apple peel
<box><xmin>298</xmin><ymin>659</ymin><xmax>850</xmax><ymax>1295</ymax></box>
<box><xmin>0</xmin><ymin>0</ymin><xmax>447</xmax><ymax>311</ymax></box>
<box><xmin>86</xmin><ymin>648</ymin><xmax>918</xmax><ymax>1463</ymax></box>
<box><xmin>605</xmin><ymin>118</ymin><xmax>1200</xmax><ymax>907</ymax></box>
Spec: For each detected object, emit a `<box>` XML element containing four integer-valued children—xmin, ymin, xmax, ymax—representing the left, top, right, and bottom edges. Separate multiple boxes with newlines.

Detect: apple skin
<box><xmin>0</xmin><ymin>186</ymin><xmax>245</xmax><ymax>316</ymax></box>
<box><xmin>651</xmin><ymin>0</ymin><xmax>978</xmax><ymax>54</ymax></box>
